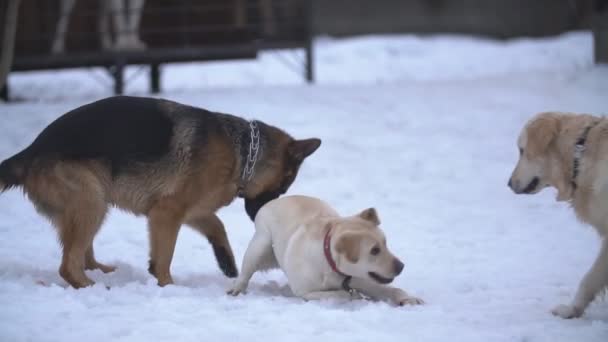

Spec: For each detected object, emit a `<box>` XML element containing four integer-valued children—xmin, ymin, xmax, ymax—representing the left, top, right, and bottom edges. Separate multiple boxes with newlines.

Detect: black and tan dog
<box><xmin>0</xmin><ymin>96</ymin><xmax>321</xmax><ymax>288</ymax></box>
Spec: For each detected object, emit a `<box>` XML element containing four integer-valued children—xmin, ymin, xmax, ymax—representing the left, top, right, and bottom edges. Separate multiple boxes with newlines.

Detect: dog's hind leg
<box><xmin>27</xmin><ymin>164</ymin><xmax>108</xmax><ymax>289</ymax></box>
<box><xmin>55</xmin><ymin>195</ymin><xmax>107</xmax><ymax>289</ymax></box>
<box><xmin>85</xmin><ymin>245</ymin><xmax>116</xmax><ymax>273</ymax></box>
<box><xmin>57</xmin><ymin>184</ymin><xmax>107</xmax><ymax>288</ymax></box>
<box><xmin>227</xmin><ymin>228</ymin><xmax>274</xmax><ymax>296</ymax></box>
<box><xmin>186</xmin><ymin>214</ymin><xmax>238</xmax><ymax>278</ymax></box>
<box><xmin>552</xmin><ymin>239</ymin><xmax>608</xmax><ymax>318</ymax></box>
<box><xmin>147</xmin><ymin>199</ymin><xmax>185</xmax><ymax>286</ymax></box>
<box><xmin>57</xmin><ymin>209</ymin><xmax>105</xmax><ymax>289</ymax></box>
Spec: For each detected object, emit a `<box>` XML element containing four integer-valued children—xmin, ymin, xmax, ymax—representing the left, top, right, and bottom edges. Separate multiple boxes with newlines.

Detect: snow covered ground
<box><xmin>1</xmin><ymin>31</ymin><xmax>607</xmax><ymax>342</ymax></box>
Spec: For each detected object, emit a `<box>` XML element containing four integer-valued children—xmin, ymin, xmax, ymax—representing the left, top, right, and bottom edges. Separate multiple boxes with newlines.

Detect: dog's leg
<box><xmin>186</xmin><ymin>214</ymin><xmax>238</xmax><ymax>278</ymax></box>
<box><xmin>227</xmin><ymin>228</ymin><xmax>273</xmax><ymax>296</ymax></box>
<box><xmin>147</xmin><ymin>201</ymin><xmax>184</xmax><ymax>286</ymax></box>
<box><xmin>34</xmin><ymin>165</ymin><xmax>108</xmax><ymax>289</ymax></box>
<box><xmin>299</xmin><ymin>290</ymin><xmax>356</xmax><ymax>301</ymax></box>
<box><xmin>552</xmin><ymin>239</ymin><xmax>608</xmax><ymax>319</ymax></box>
<box><xmin>57</xmin><ymin>214</ymin><xmax>104</xmax><ymax>289</ymax></box>
<box><xmin>108</xmin><ymin>0</ymin><xmax>129</xmax><ymax>49</ymax></box>
<box><xmin>59</xmin><ymin>230</ymin><xmax>94</xmax><ymax>289</ymax></box>
<box><xmin>126</xmin><ymin>0</ymin><xmax>146</xmax><ymax>49</ymax></box>
<box><xmin>85</xmin><ymin>245</ymin><xmax>116</xmax><ymax>273</ymax></box>
<box><xmin>348</xmin><ymin>278</ymin><xmax>424</xmax><ymax>306</ymax></box>
<box><xmin>97</xmin><ymin>1</ymin><xmax>113</xmax><ymax>50</ymax></box>
<box><xmin>56</xmin><ymin>198</ymin><xmax>107</xmax><ymax>289</ymax></box>
<box><xmin>51</xmin><ymin>0</ymin><xmax>77</xmax><ymax>54</ymax></box>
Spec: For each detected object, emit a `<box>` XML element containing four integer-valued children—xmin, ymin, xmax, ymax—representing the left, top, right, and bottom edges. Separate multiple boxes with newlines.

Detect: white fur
<box><xmin>52</xmin><ymin>0</ymin><xmax>146</xmax><ymax>54</ymax></box>
<box><xmin>228</xmin><ymin>195</ymin><xmax>423</xmax><ymax>306</ymax></box>
<box><xmin>510</xmin><ymin>112</ymin><xmax>608</xmax><ymax>318</ymax></box>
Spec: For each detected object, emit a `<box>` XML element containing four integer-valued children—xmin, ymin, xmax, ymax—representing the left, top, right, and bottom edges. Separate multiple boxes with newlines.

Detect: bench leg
<box><xmin>305</xmin><ymin>41</ymin><xmax>314</xmax><ymax>83</ymax></box>
<box><xmin>113</xmin><ymin>60</ymin><xmax>125</xmax><ymax>95</ymax></box>
<box><xmin>1</xmin><ymin>84</ymin><xmax>8</xmax><ymax>101</ymax></box>
<box><xmin>150</xmin><ymin>63</ymin><xmax>161</xmax><ymax>94</ymax></box>
<box><xmin>304</xmin><ymin>0</ymin><xmax>314</xmax><ymax>83</ymax></box>
<box><xmin>595</xmin><ymin>28</ymin><xmax>608</xmax><ymax>64</ymax></box>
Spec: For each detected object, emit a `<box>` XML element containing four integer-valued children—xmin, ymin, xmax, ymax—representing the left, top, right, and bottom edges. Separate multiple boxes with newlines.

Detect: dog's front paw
<box><xmin>227</xmin><ymin>288</ymin><xmax>243</xmax><ymax>296</ymax></box>
<box><xmin>227</xmin><ymin>283</ymin><xmax>247</xmax><ymax>297</ymax></box>
<box><xmin>351</xmin><ymin>291</ymin><xmax>365</xmax><ymax>300</ymax></box>
<box><xmin>397</xmin><ymin>296</ymin><xmax>424</xmax><ymax>306</ymax></box>
<box><xmin>551</xmin><ymin>304</ymin><xmax>583</xmax><ymax>319</ymax></box>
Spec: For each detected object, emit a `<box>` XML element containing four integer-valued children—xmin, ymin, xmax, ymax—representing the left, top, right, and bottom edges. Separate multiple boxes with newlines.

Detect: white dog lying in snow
<box><xmin>228</xmin><ymin>195</ymin><xmax>424</xmax><ymax>306</ymax></box>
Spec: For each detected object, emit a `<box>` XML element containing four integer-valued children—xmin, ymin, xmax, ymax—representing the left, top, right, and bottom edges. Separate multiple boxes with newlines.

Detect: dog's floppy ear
<box><xmin>335</xmin><ymin>233</ymin><xmax>361</xmax><ymax>263</ymax></box>
<box><xmin>358</xmin><ymin>208</ymin><xmax>380</xmax><ymax>225</ymax></box>
<box><xmin>526</xmin><ymin>113</ymin><xmax>560</xmax><ymax>156</ymax></box>
<box><xmin>288</xmin><ymin>138</ymin><xmax>321</xmax><ymax>161</ymax></box>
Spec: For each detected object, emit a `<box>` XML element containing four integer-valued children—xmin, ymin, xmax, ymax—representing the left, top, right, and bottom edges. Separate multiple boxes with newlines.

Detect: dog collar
<box><xmin>323</xmin><ymin>228</ymin><xmax>347</xmax><ymax>277</ymax></box>
<box><xmin>323</xmin><ymin>228</ymin><xmax>364</xmax><ymax>296</ymax></box>
<box><xmin>571</xmin><ymin>120</ymin><xmax>600</xmax><ymax>191</ymax></box>
<box><xmin>237</xmin><ymin>120</ymin><xmax>260</xmax><ymax>197</ymax></box>
<box><xmin>323</xmin><ymin>228</ymin><xmax>356</xmax><ymax>291</ymax></box>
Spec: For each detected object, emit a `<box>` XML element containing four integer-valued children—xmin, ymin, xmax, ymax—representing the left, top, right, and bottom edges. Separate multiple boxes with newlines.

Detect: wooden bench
<box><xmin>3</xmin><ymin>0</ymin><xmax>313</xmax><ymax>100</ymax></box>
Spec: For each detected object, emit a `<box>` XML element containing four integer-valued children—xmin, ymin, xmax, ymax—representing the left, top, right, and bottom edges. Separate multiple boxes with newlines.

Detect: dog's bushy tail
<box><xmin>0</xmin><ymin>150</ymin><xmax>28</xmax><ymax>192</ymax></box>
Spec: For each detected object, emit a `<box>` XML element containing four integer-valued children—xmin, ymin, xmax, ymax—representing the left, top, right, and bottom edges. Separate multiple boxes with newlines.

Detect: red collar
<box><xmin>323</xmin><ymin>228</ymin><xmax>348</xmax><ymax>277</ymax></box>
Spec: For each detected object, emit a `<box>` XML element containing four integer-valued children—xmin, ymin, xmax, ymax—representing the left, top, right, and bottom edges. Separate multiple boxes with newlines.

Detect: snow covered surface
<box><xmin>1</xmin><ymin>31</ymin><xmax>607</xmax><ymax>342</ymax></box>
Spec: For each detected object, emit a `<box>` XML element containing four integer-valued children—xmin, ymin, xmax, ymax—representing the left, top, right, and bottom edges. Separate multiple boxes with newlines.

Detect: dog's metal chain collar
<box><xmin>341</xmin><ymin>276</ymin><xmax>371</xmax><ymax>300</ymax></box>
<box><xmin>341</xmin><ymin>276</ymin><xmax>355</xmax><ymax>294</ymax></box>
<box><xmin>571</xmin><ymin>120</ymin><xmax>601</xmax><ymax>191</ymax></box>
<box><xmin>237</xmin><ymin>120</ymin><xmax>260</xmax><ymax>196</ymax></box>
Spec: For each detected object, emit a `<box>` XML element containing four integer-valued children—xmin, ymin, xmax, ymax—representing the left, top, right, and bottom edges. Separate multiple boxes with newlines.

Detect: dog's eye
<box><xmin>370</xmin><ymin>246</ymin><xmax>381</xmax><ymax>256</ymax></box>
<box><xmin>519</xmin><ymin>148</ymin><xmax>523</xmax><ymax>156</ymax></box>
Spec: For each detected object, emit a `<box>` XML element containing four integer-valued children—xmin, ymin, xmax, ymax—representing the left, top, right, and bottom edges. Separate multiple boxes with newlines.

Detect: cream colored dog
<box><xmin>228</xmin><ymin>195</ymin><xmax>424</xmax><ymax>306</ymax></box>
<box><xmin>509</xmin><ymin>112</ymin><xmax>608</xmax><ymax>319</ymax></box>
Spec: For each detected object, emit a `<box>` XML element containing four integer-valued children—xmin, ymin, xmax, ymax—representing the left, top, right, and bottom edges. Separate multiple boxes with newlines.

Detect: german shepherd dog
<box><xmin>0</xmin><ymin>96</ymin><xmax>321</xmax><ymax>289</ymax></box>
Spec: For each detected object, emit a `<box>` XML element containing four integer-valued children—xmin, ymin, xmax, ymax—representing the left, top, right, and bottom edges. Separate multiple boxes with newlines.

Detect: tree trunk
<box><xmin>594</xmin><ymin>3</ymin><xmax>608</xmax><ymax>63</ymax></box>
<box><xmin>0</xmin><ymin>0</ymin><xmax>22</xmax><ymax>91</ymax></box>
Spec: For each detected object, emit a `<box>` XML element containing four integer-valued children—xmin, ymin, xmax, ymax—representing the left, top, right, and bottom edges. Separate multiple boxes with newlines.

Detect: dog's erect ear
<box><xmin>358</xmin><ymin>208</ymin><xmax>380</xmax><ymax>225</ymax></box>
<box><xmin>526</xmin><ymin>113</ymin><xmax>560</xmax><ymax>156</ymax></box>
<box><xmin>288</xmin><ymin>138</ymin><xmax>321</xmax><ymax>161</ymax></box>
<box><xmin>335</xmin><ymin>233</ymin><xmax>361</xmax><ymax>263</ymax></box>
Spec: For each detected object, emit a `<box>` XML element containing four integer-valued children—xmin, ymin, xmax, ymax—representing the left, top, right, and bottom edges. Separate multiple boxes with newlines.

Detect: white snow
<box><xmin>1</xmin><ymin>31</ymin><xmax>607</xmax><ymax>342</ymax></box>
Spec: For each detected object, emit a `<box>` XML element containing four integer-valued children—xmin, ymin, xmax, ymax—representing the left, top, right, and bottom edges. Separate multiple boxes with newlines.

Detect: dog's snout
<box><xmin>393</xmin><ymin>259</ymin><xmax>404</xmax><ymax>275</ymax></box>
<box><xmin>508</xmin><ymin>177</ymin><xmax>521</xmax><ymax>193</ymax></box>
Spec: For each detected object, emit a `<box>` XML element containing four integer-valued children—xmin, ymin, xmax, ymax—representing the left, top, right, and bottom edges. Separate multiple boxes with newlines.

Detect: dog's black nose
<box><xmin>508</xmin><ymin>178</ymin><xmax>512</xmax><ymax>188</ymax></box>
<box><xmin>393</xmin><ymin>259</ymin><xmax>404</xmax><ymax>275</ymax></box>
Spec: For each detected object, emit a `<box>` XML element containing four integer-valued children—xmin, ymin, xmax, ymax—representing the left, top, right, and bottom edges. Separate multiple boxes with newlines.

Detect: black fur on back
<box><xmin>0</xmin><ymin>153</ymin><xmax>24</xmax><ymax>191</ymax></box>
<box><xmin>25</xmin><ymin>96</ymin><xmax>175</xmax><ymax>175</ymax></box>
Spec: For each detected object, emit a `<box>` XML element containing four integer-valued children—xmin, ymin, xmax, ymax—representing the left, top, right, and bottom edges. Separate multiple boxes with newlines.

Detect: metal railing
<box><xmin>3</xmin><ymin>0</ymin><xmax>314</xmax><ymax>99</ymax></box>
